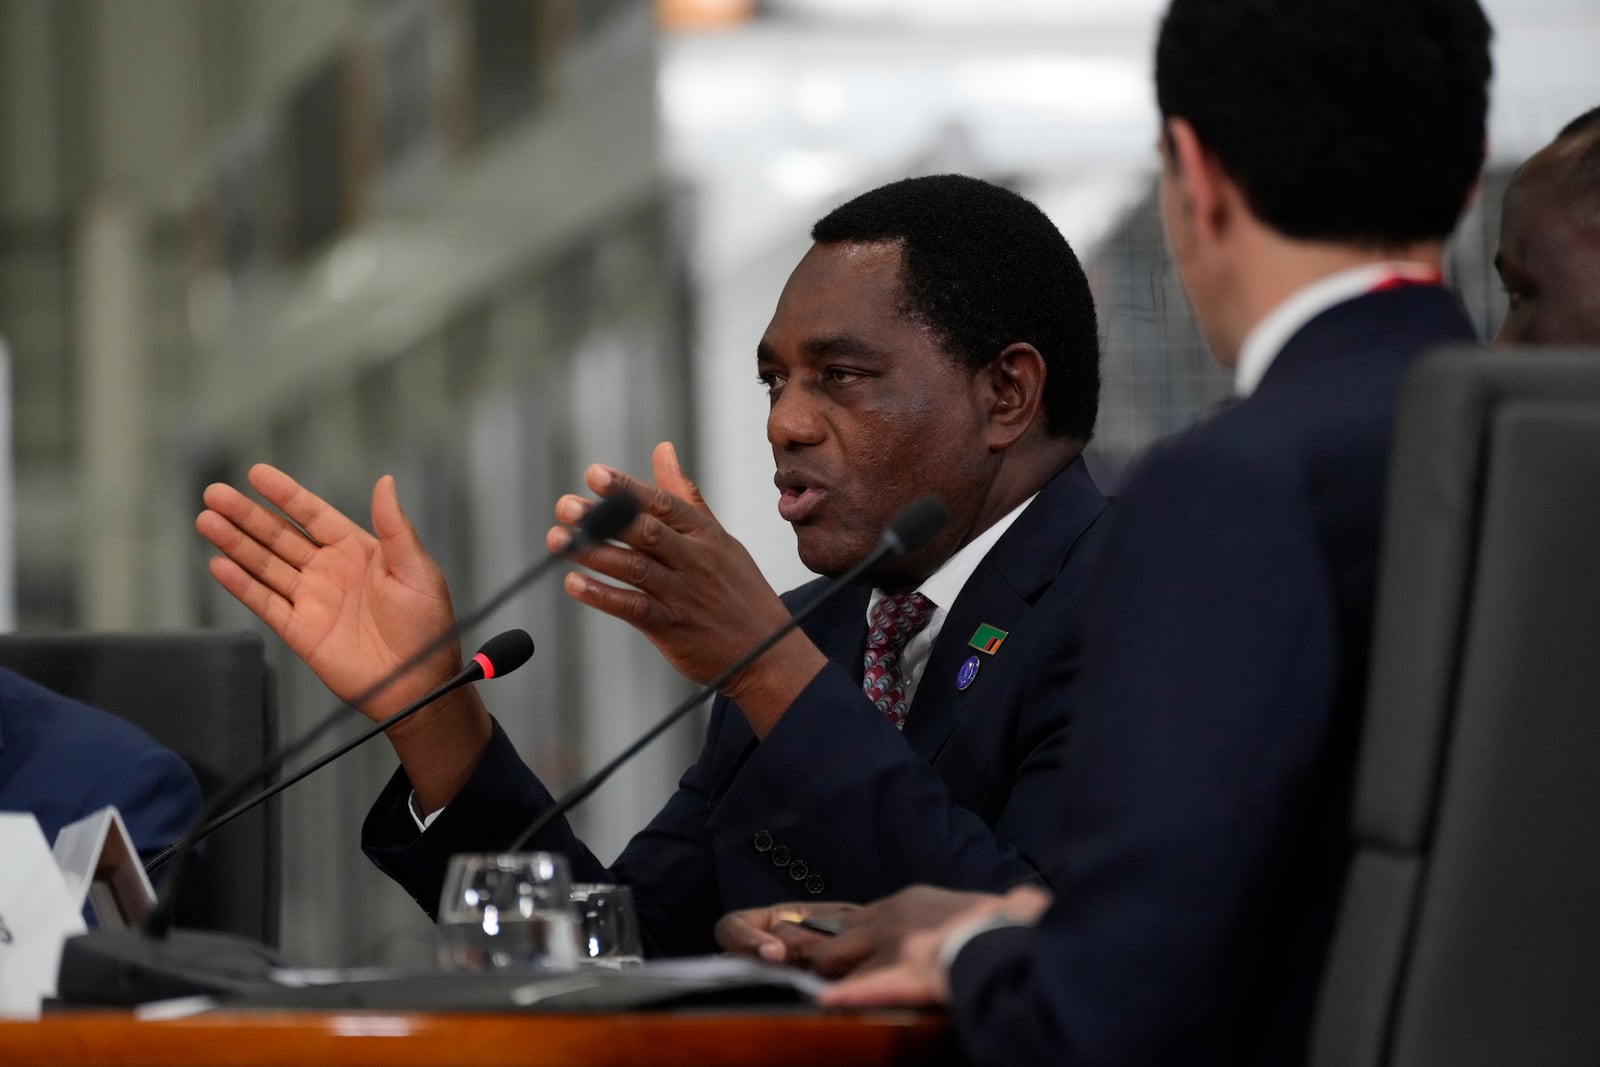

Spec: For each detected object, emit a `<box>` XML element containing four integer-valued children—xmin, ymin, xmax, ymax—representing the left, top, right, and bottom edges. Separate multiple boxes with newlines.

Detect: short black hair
<box><xmin>1156</xmin><ymin>0</ymin><xmax>1492</xmax><ymax>245</ymax></box>
<box><xmin>1557</xmin><ymin>105</ymin><xmax>1600</xmax><ymax>141</ymax></box>
<box><xmin>810</xmin><ymin>174</ymin><xmax>1100</xmax><ymax>442</ymax></box>
<box><xmin>1554</xmin><ymin>105</ymin><xmax>1600</xmax><ymax>191</ymax></box>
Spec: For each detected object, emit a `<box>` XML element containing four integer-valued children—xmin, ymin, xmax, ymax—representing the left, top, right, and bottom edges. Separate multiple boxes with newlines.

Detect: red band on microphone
<box><xmin>473</xmin><ymin>651</ymin><xmax>495</xmax><ymax>679</ymax></box>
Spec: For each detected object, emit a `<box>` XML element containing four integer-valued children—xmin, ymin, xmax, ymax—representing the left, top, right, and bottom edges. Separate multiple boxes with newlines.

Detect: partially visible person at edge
<box><xmin>1495</xmin><ymin>104</ymin><xmax>1600</xmax><ymax>346</ymax></box>
<box><xmin>195</xmin><ymin>174</ymin><xmax>1111</xmax><ymax>956</ymax></box>
<box><xmin>0</xmin><ymin>665</ymin><xmax>201</xmax><ymax>865</ymax></box>
<box><xmin>717</xmin><ymin>2</ymin><xmax>1492</xmax><ymax>1065</ymax></box>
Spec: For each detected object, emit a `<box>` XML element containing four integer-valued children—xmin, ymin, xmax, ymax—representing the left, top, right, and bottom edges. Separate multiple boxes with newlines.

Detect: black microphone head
<box><xmin>473</xmin><ymin>628</ymin><xmax>536</xmax><ymax>678</ymax></box>
<box><xmin>573</xmin><ymin>492</ymin><xmax>640</xmax><ymax>548</ymax></box>
<box><xmin>881</xmin><ymin>495</ymin><xmax>949</xmax><ymax>557</ymax></box>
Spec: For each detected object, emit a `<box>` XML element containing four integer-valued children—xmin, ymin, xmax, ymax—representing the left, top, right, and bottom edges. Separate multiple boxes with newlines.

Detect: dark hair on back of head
<box><xmin>1555</xmin><ymin>105</ymin><xmax>1600</xmax><ymax>191</ymax></box>
<box><xmin>1558</xmin><ymin>105</ymin><xmax>1600</xmax><ymax>141</ymax></box>
<box><xmin>1156</xmin><ymin>0</ymin><xmax>1492</xmax><ymax>245</ymax></box>
<box><xmin>811</xmin><ymin>174</ymin><xmax>1100</xmax><ymax>442</ymax></box>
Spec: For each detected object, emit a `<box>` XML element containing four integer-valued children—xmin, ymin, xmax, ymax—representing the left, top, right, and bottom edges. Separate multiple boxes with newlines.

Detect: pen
<box><xmin>777</xmin><ymin>911</ymin><xmax>845</xmax><ymax>936</ymax></box>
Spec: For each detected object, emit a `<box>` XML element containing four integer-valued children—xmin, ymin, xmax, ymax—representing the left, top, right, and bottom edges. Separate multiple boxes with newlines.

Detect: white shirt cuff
<box><xmin>408</xmin><ymin>790</ymin><xmax>444</xmax><ymax>832</ymax></box>
<box><xmin>936</xmin><ymin>912</ymin><xmax>1030</xmax><ymax>976</ymax></box>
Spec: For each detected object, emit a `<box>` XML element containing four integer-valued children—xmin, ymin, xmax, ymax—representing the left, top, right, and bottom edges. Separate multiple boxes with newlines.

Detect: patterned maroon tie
<box><xmin>862</xmin><ymin>592</ymin><xmax>937</xmax><ymax>728</ymax></box>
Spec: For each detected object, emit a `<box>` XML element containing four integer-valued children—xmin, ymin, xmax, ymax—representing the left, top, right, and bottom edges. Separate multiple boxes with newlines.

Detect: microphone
<box><xmin>141</xmin><ymin>629</ymin><xmax>535</xmax><ymax>882</ymax></box>
<box><xmin>140</xmin><ymin>494</ymin><xmax>636</xmax><ymax>929</ymax></box>
<box><xmin>53</xmin><ymin>495</ymin><xmax>636</xmax><ymax>1006</ymax></box>
<box><xmin>506</xmin><ymin>493</ymin><xmax>949</xmax><ymax>852</ymax></box>
<box><xmin>144</xmin><ymin>493</ymin><xmax>635</xmax><ymax>891</ymax></box>
<box><xmin>57</xmin><ymin>629</ymin><xmax>534</xmax><ymax>1006</ymax></box>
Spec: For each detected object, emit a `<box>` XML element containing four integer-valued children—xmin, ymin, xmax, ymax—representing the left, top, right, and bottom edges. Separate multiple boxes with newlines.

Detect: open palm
<box><xmin>195</xmin><ymin>463</ymin><xmax>461</xmax><ymax>719</ymax></box>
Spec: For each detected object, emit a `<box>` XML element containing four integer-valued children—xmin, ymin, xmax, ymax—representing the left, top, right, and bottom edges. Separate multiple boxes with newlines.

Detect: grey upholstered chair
<box><xmin>1310</xmin><ymin>348</ymin><xmax>1600</xmax><ymax>1066</ymax></box>
<box><xmin>0</xmin><ymin>630</ymin><xmax>279</xmax><ymax>947</ymax></box>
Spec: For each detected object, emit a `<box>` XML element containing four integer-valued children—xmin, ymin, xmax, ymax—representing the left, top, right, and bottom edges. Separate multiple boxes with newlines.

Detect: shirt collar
<box><xmin>869</xmin><ymin>491</ymin><xmax>1038</xmax><ymax>618</ymax></box>
<box><xmin>1234</xmin><ymin>261</ymin><xmax>1442</xmax><ymax>397</ymax></box>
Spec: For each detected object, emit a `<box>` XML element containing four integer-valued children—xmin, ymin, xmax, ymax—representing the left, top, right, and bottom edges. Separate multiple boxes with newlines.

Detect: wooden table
<box><xmin>0</xmin><ymin>1008</ymin><xmax>959</xmax><ymax>1067</ymax></box>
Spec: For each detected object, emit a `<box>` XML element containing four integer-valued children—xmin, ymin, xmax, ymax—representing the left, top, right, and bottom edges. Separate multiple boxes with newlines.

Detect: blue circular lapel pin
<box><xmin>957</xmin><ymin>655</ymin><xmax>981</xmax><ymax>690</ymax></box>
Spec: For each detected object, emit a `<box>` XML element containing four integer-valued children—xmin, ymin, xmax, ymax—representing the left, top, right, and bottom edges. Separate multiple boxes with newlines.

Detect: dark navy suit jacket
<box><xmin>0</xmin><ymin>666</ymin><xmax>201</xmax><ymax>862</ymax></box>
<box><xmin>363</xmin><ymin>457</ymin><xmax>1109</xmax><ymax>955</ymax></box>
<box><xmin>947</xmin><ymin>287</ymin><xmax>1477</xmax><ymax>1066</ymax></box>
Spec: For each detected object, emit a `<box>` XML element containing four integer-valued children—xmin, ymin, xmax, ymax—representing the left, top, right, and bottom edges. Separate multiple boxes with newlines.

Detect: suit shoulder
<box><xmin>778</xmin><ymin>575</ymin><xmax>835</xmax><ymax>610</ymax></box>
<box><xmin>0</xmin><ymin>667</ymin><xmax>180</xmax><ymax>767</ymax></box>
<box><xmin>1115</xmin><ymin>413</ymin><xmax>1314</xmax><ymax>548</ymax></box>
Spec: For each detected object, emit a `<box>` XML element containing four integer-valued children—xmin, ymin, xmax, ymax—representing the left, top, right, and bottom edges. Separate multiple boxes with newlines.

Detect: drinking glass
<box><xmin>570</xmin><ymin>882</ymin><xmax>643</xmax><ymax>967</ymax></box>
<box><xmin>437</xmin><ymin>852</ymin><xmax>579</xmax><ymax>972</ymax></box>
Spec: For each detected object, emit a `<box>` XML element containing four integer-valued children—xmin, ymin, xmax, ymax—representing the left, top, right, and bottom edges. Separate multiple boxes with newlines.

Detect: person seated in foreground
<box><xmin>0</xmin><ymin>665</ymin><xmax>201</xmax><ymax>864</ymax></box>
<box><xmin>195</xmin><ymin>174</ymin><xmax>1111</xmax><ymax>956</ymax></box>
<box><xmin>717</xmin><ymin>1</ymin><xmax>1492</xmax><ymax>1064</ymax></box>
<box><xmin>1495</xmin><ymin>104</ymin><xmax>1600</xmax><ymax>346</ymax></box>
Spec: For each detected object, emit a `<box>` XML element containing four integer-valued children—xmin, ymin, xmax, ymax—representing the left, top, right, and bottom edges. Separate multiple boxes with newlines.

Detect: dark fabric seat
<box><xmin>1311</xmin><ymin>347</ymin><xmax>1600</xmax><ymax>1066</ymax></box>
<box><xmin>0</xmin><ymin>630</ymin><xmax>279</xmax><ymax>946</ymax></box>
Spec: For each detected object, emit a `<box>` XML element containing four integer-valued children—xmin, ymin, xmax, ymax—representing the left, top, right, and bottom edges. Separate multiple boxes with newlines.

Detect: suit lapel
<box><xmin>905</xmin><ymin>576</ymin><xmax>1030</xmax><ymax>762</ymax></box>
<box><xmin>902</xmin><ymin>458</ymin><xmax>1106</xmax><ymax>762</ymax></box>
<box><xmin>804</xmin><ymin>583</ymin><xmax>872</xmax><ymax>676</ymax></box>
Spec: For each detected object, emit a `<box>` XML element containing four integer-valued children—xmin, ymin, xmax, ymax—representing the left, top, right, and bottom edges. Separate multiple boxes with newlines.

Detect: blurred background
<box><xmin>0</xmin><ymin>0</ymin><xmax>1593</xmax><ymax>967</ymax></box>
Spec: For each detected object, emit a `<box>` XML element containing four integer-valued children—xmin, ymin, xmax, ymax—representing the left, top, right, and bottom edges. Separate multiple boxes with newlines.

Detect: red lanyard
<box><xmin>1369</xmin><ymin>266</ymin><xmax>1444</xmax><ymax>293</ymax></box>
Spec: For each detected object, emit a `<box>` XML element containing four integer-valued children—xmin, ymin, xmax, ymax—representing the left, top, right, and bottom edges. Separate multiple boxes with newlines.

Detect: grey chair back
<box><xmin>1310</xmin><ymin>348</ymin><xmax>1600</xmax><ymax>1066</ymax></box>
<box><xmin>0</xmin><ymin>630</ymin><xmax>279</xmax><ymax>947</ymax></box>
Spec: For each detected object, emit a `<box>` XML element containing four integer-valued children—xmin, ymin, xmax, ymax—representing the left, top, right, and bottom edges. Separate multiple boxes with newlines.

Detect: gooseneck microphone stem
<box><xmin>143</xmin><ymin>633</ymin><xmax>531</xmax><ymax>876</ymax></box>
<box><xmin>156</xmin><ymin>672</ymin><xmax>479</xmax><ymax>866</ymax></box>
<box><xmin>142</xmin><ymin>493</ymin><xmax>638</xmax><ymax>939</ymax></box>
<box><xmin>507</xmin><ymin>599</ymin><xmax>833</xmax><ymax>851</ymax></box>
<box><xmin>507</xmin><ymin>494</ymin><xmax>949</xmax><ymax>852</ymax></box>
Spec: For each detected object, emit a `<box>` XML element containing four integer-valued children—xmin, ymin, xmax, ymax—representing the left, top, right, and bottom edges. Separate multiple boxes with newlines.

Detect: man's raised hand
<box><xmin>548</xmin><ymin>442</ymin><xmax>827</xmax><ymax>735</ymax></box>
<box><xmin>196</xmin><ymin>463</ymin><xmax>462</xmax><ymax>719</ymax></box>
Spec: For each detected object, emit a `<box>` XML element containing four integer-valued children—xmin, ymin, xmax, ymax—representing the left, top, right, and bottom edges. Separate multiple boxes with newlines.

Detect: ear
<box><xmin>983</xmin><ymin>343</ymin><xmax>1048</xmax><ymax>451</ymax></box>
<box><xmin>1164</xmin><ymin>116</ymin><xmax>1230</xmax><ymax>244</ymax></box>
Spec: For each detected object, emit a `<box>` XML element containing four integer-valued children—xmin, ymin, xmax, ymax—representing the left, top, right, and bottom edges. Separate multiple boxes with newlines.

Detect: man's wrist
<box><xmin>722</xmin><ymin>632</ymin><xmax>829</xmax><ymax>738</ymax></box>
<box><xmin>407</xmin><ymin>790</ymin><xmax>445</xmax><ymax>832</ymax></box>
<box><xmin>936</xmin><ymin>912</ymin><xmax>1031</xmax><ymax>976</ymax></box>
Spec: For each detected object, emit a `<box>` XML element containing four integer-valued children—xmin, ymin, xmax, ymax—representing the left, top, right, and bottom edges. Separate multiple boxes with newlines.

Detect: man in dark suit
<box><xmin>0</xmin><ymin>666</ymin><xmax>201</xmax><ymax>863</ymax></box>
<box><xmin>736</xmin><ymin>1</ymin><xmax>1492</xmax><ymax>1062</ymax></box>
<box><xmin>196</xmin><ymin>175</ymin><xmax>1109</xmax><ymax>954</ymax></box>
<box><xmin>1495</xmin><ymin>105</ymin><xmax>1600</xmax><ymax>346</ymax></box>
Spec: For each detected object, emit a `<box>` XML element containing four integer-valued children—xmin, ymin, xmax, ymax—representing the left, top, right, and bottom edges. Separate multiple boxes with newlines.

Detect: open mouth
<box><xmin>778</xmin><ymin>485</ymin><xmax>825</xmax><ymax>523</ymax></box>
<box><xmin>775</xmin><ymin>475</ymin><xmax>826</xmax><ymax>524</ymax></box>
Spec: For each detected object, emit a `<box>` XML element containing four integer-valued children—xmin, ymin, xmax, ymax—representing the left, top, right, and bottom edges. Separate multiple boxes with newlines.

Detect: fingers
<box><xmin>548</xmin><ymin>500</ymin><xmax>692</xmax><ymax>603</ymax></box>
<box><xmin>245</xmin><ymin>463</ymin><xmax>365</xmax><ymax>549</ymax></box>
<box><xmin>199</xmin><ymin>481</ymin><xmax>320</xmax><ymax>569</ymax></box>
<box><xmin>816</xmin><ymin>927</ymin><xmax>952</xmax><ymax>1009</ymax></box>
<box><xmin>205</xmin><ymin>555</ymin><xmax>297</xmax><ymax>639</ymax></box>
<box><xmin>714</xmin><ymin>910</ymin><xmax>791</xmax><ymax>964</ymax></box>
<box><xmin>652</xmin><ymin>441</ymin><xmax>707</xmax><ymax>510</ymax></box>
<box><xmin>715</xmin><ymin>903</ymin><xmax>866</xmax><ymax>968</ymax></box>
<box><xmin>198</xmin><ymin>467</ymin><xmax>376</xmax><ymax>605</ymax></box>
<box><xmin>584</xmin><ymin>464</ymin><xmax>697</xmax><ymax>527</ymax></box>
<box><xmin>549</xmin><ymin>525</ymin><xmax>656</xmax><ymax>587</ymax></box>
<box><xmin>549</xmin><ymin>442</ymin><xmax>723</xmax><ymax>569</ymax></box>
<box><xmin>816</xmin><ymin>962</ymin><xmax>943</xmax><ymax>1009</ymax></box>
<box><xmin>1001</xmin><ymin>884</ymin><xmax>1053</xmax><ymax>923</ymax></box>
<box><xmin>369</xmin><ymin>474</ymin><xmax>444</xmax><ymax>589</ymax></box>
<box><xmin>197</xmin><ymin>489</ymin><xmax>319</xmax><ymax>605</ymax></box>
<box><xmin>562</xmin><ymin>571</ymin><xmax>653</xmax><ymax>627</ymax></box>
<box><xmin>795</xmin><ymin>926</ymin><xmax>876</xmax><ymax>979</ymax></box>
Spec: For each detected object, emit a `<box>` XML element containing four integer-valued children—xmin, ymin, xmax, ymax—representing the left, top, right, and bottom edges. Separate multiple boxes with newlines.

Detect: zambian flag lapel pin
<box><xmin>968</xmin><ymin>623</ymin><xmax>1008</xmax><ymax>655</ymax></box>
